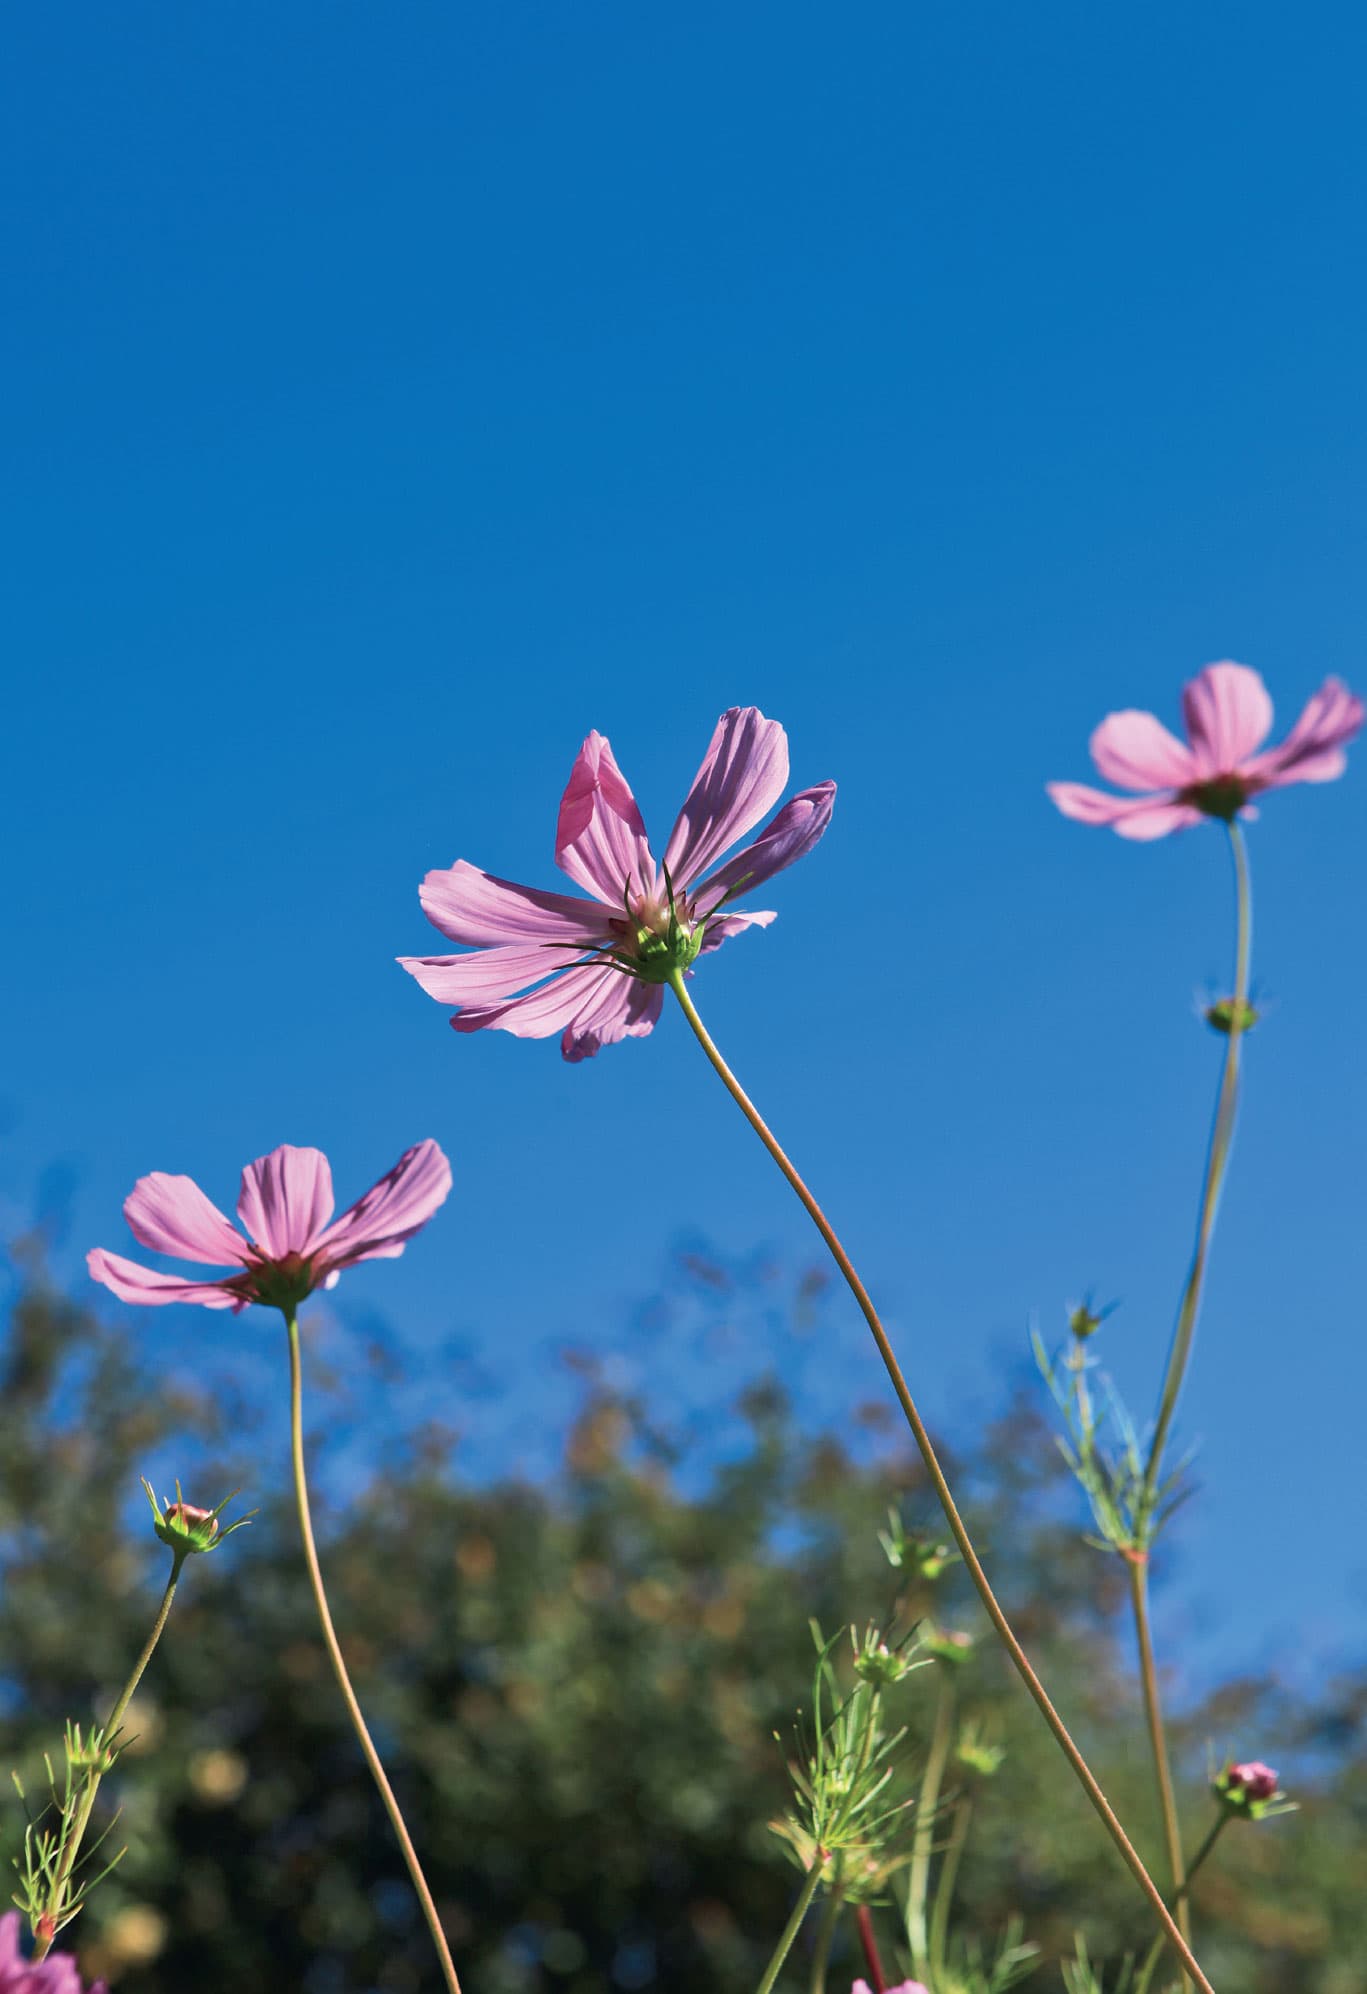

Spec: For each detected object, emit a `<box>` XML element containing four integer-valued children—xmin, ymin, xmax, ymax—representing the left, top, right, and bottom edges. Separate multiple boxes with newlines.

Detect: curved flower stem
<box><xmin>1129</xmin><ymin>1557</ymin><xmax>1191</xmax><ymax>1981</ymax></box>
<box><xmin>285</xmin><ymin>1312</ymin><xmax>462</xmax><ymax>1994</ymax></box>
<box><xmin>1145</xmin><ymin>823</ymin><xmax>1253</xmax><ymax>1491</ymax></box>
<box><xmin>1135</xmin><ymin>1815</ymin><xmax>1228</xmax><ymax>1994</ymax></box>
<box><xmin>32</xmin><ymin>1560</ymin><xmax>184</xmax><ymax>1960</ymax></box>
<box><xmin>756</xmin><ymin>1865</ymin><xmax>824</xmax><ymax>1994</ymax></box>
<box><xmin>929</xmin><ymin>1793</ymin><xmax>972</xmax><ymax>1982</ymax></box>
<box><xmin>666</xmin><ymin>970</ymin><xmax>1215</xmax><ymax>1994</ymax></box>
<box><xmin>905</xmin><ymin>1664</ymin><xmax>955</xmax><ymax>1981</ymax></box>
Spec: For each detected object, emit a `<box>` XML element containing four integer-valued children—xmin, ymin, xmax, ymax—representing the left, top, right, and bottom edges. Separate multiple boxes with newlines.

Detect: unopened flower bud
<box><xmin>1205</xmin><ymin>997</ymin><xmax>1259</xmax><ymax>1036</ymax></box>
<box><xmin>1067</xmin><ymin>1295</ymin><xmax>1116</xmax><ymax>1341</ymax></box>
<box><xmin>65</xmin><ymin>1720</ymin><xmax>117</xmax><ymax>1775</ymax></box>
<box><xmin>923</xmin><ymin>1625</ymin><xmax>974</xmax><ymax>1666</ymax></box>
<box><xmin>851</xmin><ymin>1626</ymin><xmax>918</xmax><ymax>1686</ymax></box>
<box><xmin>879</xmin><ymin>1511</ymin><xmax>959</xmax><ymax>1581</ymax></box>
<box><xmin>1214</xmin><ymin>1759</ymin><xmax>1283</xmax><ymax>1817</ymax></box>
<box><xmin>141</xmin><ymin>1479</ymin><xmax>253</xmax><ymax>1560</ymax></box>
<box><xmin>955</xmin><ymin>1721</ymin><xmax>1005</xmax><ymax>1777</ymax></box>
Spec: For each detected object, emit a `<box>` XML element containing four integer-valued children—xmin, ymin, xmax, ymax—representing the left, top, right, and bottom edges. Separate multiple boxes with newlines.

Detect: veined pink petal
<box><xmin>1047</xmin><ymin>782</ymin><xmax>1204</xmax><ymax>840</ymax></box>
<box><xmin>698</xmin><ymin>908</ymin><xmax>777</xmax><ymax>953</ymax></box>
<box><xmin>315</xmin><ymin>1139</ymin><xmax>452</xmax><ymax>1271</ymax></box>
<box><xmin>1246</xmin><ymin>675</ymin><xmax>1365</xmax><ymax>787</ymax></box>
<box><xmin>419</xmin><ymin>861</ymin><xmax>604</xmax><ymax>946</ymax></box>
<box><xmin>694</xmin><ymin>781</ymin><xmax>836</xmax><ymax>910</ymax></box>
<box><xmin>87</xmin><ymin>1248</ymin><xmax>243</xmax><ymax>1311</ymax></box>
<box><xmin>451</xmin><ymin>961</ymin><xmax>618</xmax><ymax>1040</ymax></box>
<box><xmin>663</xmin><ymin>707</ymin><xmax>790</xmax><ymax>889</ymax></box>
<box><xmin>1180</xmin><ymin>661</ymin><xmax>1274</xmax><ymax>775</ymax></box>
<box><xmin>1089</xmin><ymin>711</ymin><xmax>1196</xmax><ymax>791</ymax></box>
<box><xmin>561</xmin><ymin>972</ymin><xmax>663</xmax><ymax>1062</ymax></box>
<box><xmin>398</xmin><ymin>938</ymin><xmax>608</xmax><ymax>1006</ymax></box>
<box><xmin>555</xmin><ymin>731</ymin><xmax>657</xmax><ymax>904</ymax></box>
<box><xmin>123</xmin><ymin>1172</ymin><xmax>248</xmax><ymax>1266</ymax></box>
<box><xmin>237</xmin><ymin>1146</ymin><xmax>335</xmax><ymax>1259</ymax></box>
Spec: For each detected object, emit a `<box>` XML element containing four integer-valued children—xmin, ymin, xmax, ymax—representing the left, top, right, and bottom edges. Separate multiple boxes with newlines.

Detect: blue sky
<box><xmin>4</xmin><ymin>4</ymin><xmax>1366</xmax><ymax>1697</ymax></box>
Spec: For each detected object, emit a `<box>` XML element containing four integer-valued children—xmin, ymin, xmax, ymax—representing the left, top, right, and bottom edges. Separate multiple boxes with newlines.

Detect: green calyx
<box><xmin>142</xmin><ymin>1478</ymin><xmax>255</xmax><ymax>1559</ymax></box>
<box><xmin>248</xmin><ymin>1252</ymin><xmax>319</xmax><ymax>1312</ymax></box>
<box><xmin>1205</xmin><ymin>996</ymin><xmax>1259</xmax><ymax>1036</ymax></box>
<box><xmin>629</xmin><ymin>920</ymin><xmax>704</xmax><ymax>984</ymax></box>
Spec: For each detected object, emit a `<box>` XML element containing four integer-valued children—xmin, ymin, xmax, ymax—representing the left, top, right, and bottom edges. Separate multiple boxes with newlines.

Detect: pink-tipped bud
<box><xmin>1215</xmin><ymin>1758</ymin><xmax>1285</xmax><ymax>1817</ymax></box>
<box><xmin>1226</xmin><ymin>1760</ymin><xmax>1278</xmax><ymax>1800</ymax></box>
<box><xmin>142</xmin><ymin>1478</ymin><xmax>254</xmax><ymax>1559</ymax></box>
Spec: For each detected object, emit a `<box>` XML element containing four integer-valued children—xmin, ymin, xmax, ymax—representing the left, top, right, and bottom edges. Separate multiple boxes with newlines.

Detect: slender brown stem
<box><xmin>286</xmin><ymin>1313</ymin><xmax>462</xmax><ymax>1994</ymax></box>
<box><xmin>32</xmin><ymin>1562</ymin><xmax>184</xmax><ymax>1959</ymax></box>
<box><xmin>667</xmin><ymin>971</ymin><xmax>1215</xmax><ymax>1994</ymax></box>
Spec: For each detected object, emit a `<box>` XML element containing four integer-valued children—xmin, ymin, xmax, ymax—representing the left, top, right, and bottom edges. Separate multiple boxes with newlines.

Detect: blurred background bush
<box><xmin>1</xmin><ymin>1233</ymin><xmax>1361</xmax><ymax>1994</ymax></box>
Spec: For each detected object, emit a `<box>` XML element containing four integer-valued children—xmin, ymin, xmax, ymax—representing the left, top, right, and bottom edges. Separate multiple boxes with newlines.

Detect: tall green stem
<box><xmin>929</xmin><ymin>1794</ymin><xmax>972</xmax><ymax>1982</ymax></box>
<box><xmin>666</xmin><ymin>970</ymin><xmax>1215</xmax><ymax>1994</ymax></box>
<box><xmin>809</xmin><ymin>1871</ymin><xmax>842</xmax><ymax>1994</ymax></box>
<box><xmin>755</xmin><ymin>1864</ymin><xmax>824</xmax><ymax>1994</ymax></box>
<box><xmin>1128</xmin><ymin>823</ymin><xmax>1251</xmax><ymax>1990</ymax></box>
<box><xmin>32</xmin><ymin>1561</ymin><xmax>184</xmax><ymax>1960</ymax></box>
<box><xmin>1146</xmin><ymin>823</ymin><xmax>1252</xmax><ymax>1491</ymax></box>
<box><xmin>905</xmin><ymin>1665</ymin><xmax>955</xmax><ymax>1981</ymax></box>
<box><xmin>1129</xmin><ymin>1559</ymin><xmax>1191</xmax><ymax>1985</ymax></box>
<box><xmin>286</xmin><ymin>1313</ymin><xmax>462</xmax><ymax>1994</ymax></box>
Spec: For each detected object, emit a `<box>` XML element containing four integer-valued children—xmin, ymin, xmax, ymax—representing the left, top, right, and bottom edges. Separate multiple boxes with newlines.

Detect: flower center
<box><xmin>1183</xmin><ymin>773</ymin><xmax>1253</xmax><ymax>820</ymax></box>
<box><xmin>241</xmin><ymin>1249</ymin><xmax>318</xmax><ymax>1312</ymax></box>
<box><xmin>609</xmin><ymin>890</ymin><xmax>704</xmax><ymax>984</ymax></box>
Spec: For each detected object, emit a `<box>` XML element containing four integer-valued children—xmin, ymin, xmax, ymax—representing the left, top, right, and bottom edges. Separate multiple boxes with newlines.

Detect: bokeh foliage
<box><xmin>1</xmin><ymin>1238</ymin><xmax>1363</xmax><ymax>1994</ymax></box>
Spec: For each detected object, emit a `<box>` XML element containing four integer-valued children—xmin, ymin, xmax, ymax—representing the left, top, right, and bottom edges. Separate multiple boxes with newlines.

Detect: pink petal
<box><xmin>399</xmin><ymin>938</ymin><xmax>609</xmax><ymax>1006</ymax></box>
<box><xmin>561</xmin><ymin>971</ymin><xmax>663</xmax><ymax>1062</ymax></box>
<box><xmin>236</xmin><ymin>1146</ymin><xmax>335</xmax><ymax>1259</ymax></box>
<box><xmin>1180</xmin><ymin>661</ymin><xmax>1274</xmax><ymax>775</ymax></box>
<box><xmin>1047</xmin><ymin>782</ymin><xmax>1204</xmax><ymax>840</ymax></box>
<box><xmin>663</xmin><ymin>708</ymin><xmax>790</xmax><ymax>890</ymax></box>
<box><xmin>419</xmin><ymin>861</ymin><xmax>605</xmax><ymax>946</ymax></box>
<box><xmin>123</xmin><ymin>1172</ymin><xmax>248</xmax><ymax>1266</ymax></box>
<box><xmin>1089</xmin><ymin>711</ymin><xmax>1196</xmax><ymax>791</ymax></box>
<box><xmin>555</xmin><ymin>731</ymin><xmax>657</xmax><ymax>905</ymax></box>
<box><xmin>693</xmin><ymin>781</ymin><xmax>836</xmax><ymax>910</ymax></box>
<box><xmin>314</xmin><ymin>1139</ymin><xmax>452</xmax><ymax>1272</ymax></box>
<box><xmin>1246</xmin><ymin>675</ymin><xmax>1364</xmax><ymax>788</ymax></box>
<box><xmin>451</xmin><ymin>961</ymin><xmax>620</xmax><ymax>1041</ymax></box>
<box><xmin>87</xmin><ymin>1248</ymin><xmax>243</xmax><ymax>1310</ymax></box>
<box><xmin>698</xmin><ymin>908</ymin><xmax>777</xmax><ymax>953</ymax></box>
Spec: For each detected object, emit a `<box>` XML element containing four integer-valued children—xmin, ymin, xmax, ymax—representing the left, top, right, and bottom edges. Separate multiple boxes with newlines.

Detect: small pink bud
<box><xmin>1214</xmin><ymin>1757</ymin><xmax>1286</xmax><ymax>1817</ymax></box>
<box><xmin>1227</xmin><ymin>1760</ymin><xmax>1278</xmax><ymax>1801</ymax></box>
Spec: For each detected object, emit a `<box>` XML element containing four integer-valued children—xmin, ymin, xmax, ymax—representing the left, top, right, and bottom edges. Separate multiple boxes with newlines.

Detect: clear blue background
<box><xmin>4</xmin><ymin>4</ymin><xmax>1364</xmax><ymax>1696</ymax></box>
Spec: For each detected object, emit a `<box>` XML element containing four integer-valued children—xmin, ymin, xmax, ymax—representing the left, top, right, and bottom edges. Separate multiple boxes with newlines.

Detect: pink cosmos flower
<box><xmin>399</xmin><ymin>706</ymin><xmax>835</xmax><ymax>1061</ymax></box>
<box><xmin>852</xmin><ymin>1981</ymin><xmax>929</xmax><ymax>1994</ymax></box>
<box><xmin>1048</xmin><ymin>661</ymin><xmax>1363</xmax><ymax>840</ymax></box>
<box><xmin>88</xmin><ymin>1142</ymin><xmax>451</xmax><ymax>1313</ymax></box>
<box><xmin>0</xmin><ymin>1914</ymin><xmax>106</xmax><ymax>1994</ymax></box>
